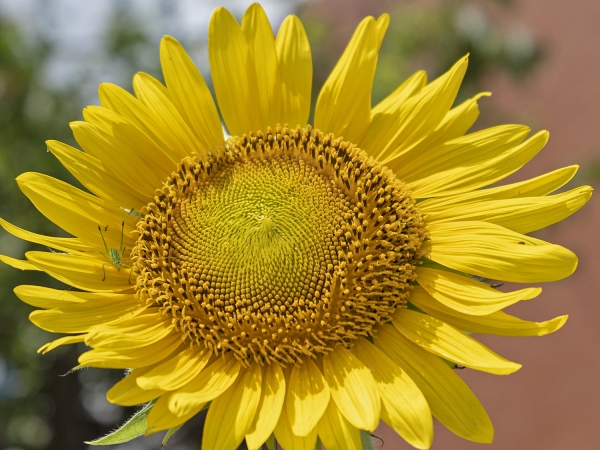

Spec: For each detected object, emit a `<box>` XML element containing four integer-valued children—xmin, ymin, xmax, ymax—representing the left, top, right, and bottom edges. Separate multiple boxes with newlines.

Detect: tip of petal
<box><xmin>523</xmin><ymin>287</ymin><xmax>543</xmax><ymax>300</ymax></box>
<box><xmin>473</xmin><ymin>91</ymin><xmax>492</xmax><ymax>100</ymax></box>
<box><xmin>160</xmin><ymin>35</ymin><xmax>182</xmax><ymax>52</ymax></box>
<box><xmin>496</xmin><ymin>361</ymin><xmax>522</xmax><ymax>375</ymax></box>
<box><xmin>539</xmin><ymin>314</ymin><xmax>569</xmax><ymax>336</ymax></box>
<box><xmin>246</xmin><ymin>2</ymin><xmax>266</xmax><ymax>13</ymax></box>
<box><xmin>15</xmin><ymin>171</ymin><xmax>35</xmax><ymax>185</ymax></box>
<box><xmin>37</xmin><ymin>343</ymin><xmax>49</xmax><ymax>354</ymax></box>
<box><xmin>211</xmin><ymin>6</ymin><xmax>235</xmax><ymax>23</ymax></box>
<box><xmin>376</xmin><ymin>13</ymin><xmax>390</xmax><ymax>29</ymax></box>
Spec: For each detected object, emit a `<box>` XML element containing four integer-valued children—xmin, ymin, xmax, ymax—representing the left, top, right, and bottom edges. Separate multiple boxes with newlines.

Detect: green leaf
<box><xmin>161</xmin><ymin>424</ymin><xmax>183</xmax><ymax>447</ymax></box>
<box><xmin>85</xmin><ymin>400</ymin><xmax>156</xmax><ymax>445</ymax></box>
<box><xmin>316</xmin><ymin>436</ymin><xmax>323</xmax><ymax>450</ymax></box>
<box><xmin>361</xmin><ymin>430</ymin><xmax>375</xmax><ymax>450</ymax></box>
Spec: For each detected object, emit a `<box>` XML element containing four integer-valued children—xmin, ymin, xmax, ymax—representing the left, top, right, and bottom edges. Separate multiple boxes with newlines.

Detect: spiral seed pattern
<box><xmin>133</xmin><ymin>126</ymin><xmax>426</xmax><ymax>366</ymax></box>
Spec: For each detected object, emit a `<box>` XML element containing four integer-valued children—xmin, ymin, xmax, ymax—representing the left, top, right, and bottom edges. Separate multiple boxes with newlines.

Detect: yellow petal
<box><xmin>317</xmin><ymin>400</ymin><xmax>362</xmax><ymax>450</ymax></box>
<box><xmin>375</xmin><ymin>14</ymin><xmax>390</xmax><ymax>48</ymax></box>
<box><xmin>370</xmin><ymin>70</ymin><xmax>427</xmax><ymax>117</ymax></box>
<box><xmin>98</xmin><ymin>82</ymin><xmax>189</xmax><ymax>161</ymax></box>
<box><xmin>274</xmin><ymin>395</ymin><xmax>318</xmax><ymax>450</ymax></box>
<box><xmin>401</xmin><ymin>124</ymin><xmax>530</xmax><ymax>187</ymax></box>
<box><xmin>14</xmin><ymin>285</ymin><xmax>90</xmax><ymax>308</ymax></box>
<box><xmin>132</xmin><ymin>72</ymin><xmax>201</xmax><ymax>156</ymax></box>
<box><xmin>424</xmin><ymin>186</ymin><xmax>593</xmax><ymax>234</ymax></box>
<box><xmin>359</xmin><ymin>72</ymin><xmax>427</xmax><ymax>155</ymax></box>
<box><xmin>136</xmin><ymin>347</ymin><xmax>212</xmax><ymax>391</ymax></box>
<box><xmin>354</xmin><ymin>338</ymin><xmax>433</xmax><ymax>449</ymax></box>
<box><xmin>168</xmin><ymin>354</ymin><xmax>241</xmax><ymax>417</ymax></box>
<box><xmin>107</xmin><ymin>366</ymin><xmax>166</xmax><ymax>406</ymax></box>
<box><xmin>159</xmin><ymin>36</ymin><xmax>224</xmax><ymax>152</ymax></box>
<box><xmin>415</xmin><ymin>268</ymin><xmax>541</xmax><ymax>315</ymax></box>
<box><xmin>420</xmin><ymin>165</ymin><xmax>579</xmax><ymax>211</ymax></box>
<box><xmin>386</xmin><ymin>92</ymin><xmax>489</xmax><ymax>174</ymax></box>
<box><xmin>147</xmin><ymin>393</ymin><xmax>202</xmax><ymax>434</ymax></box>
<box><xmin>362</xmin><ymin>56</ymin><xmax>468</xmax><ymax>163</ymax></box>
<box><xmin>410</xmin><ymin>287</ymin><xmax>568</xmax><ymax>336</ymax></box>
<box><xmin>70</xmin><ymin>121</ymin><xmax>156</xmax><ymax>199</ymax></box>
<box><xmin>426</xmin><ymin>221</ymin><xmax>578</xmax><ymax>283</ymax></box>
<box><xmin>286</xmin><ymin>356</ymin><xmax>330</xmax><ymax>436</ymax></box>
<box><xmin>323</xmin><ymin>346</ymin><xmax>380</xmax><ymax>431</ymax></box>
<box><xmin>78</xmin><ymin>335</ymin><xmax>181</xmax><ymax>369</ymax></box>
<box><xmin>276</xmin><ymin>15</ymin><xmax>312</xmax><ymax>128</ymax></box>
<box><xmin>209</xmin><ymin>7</ymin><xmax>260</xmax><ymax>136</ymax></box>
<box><xmin>47</xmin><ymin>140</ymin><xmax>147</xmax><ymax>209</ymax></box>
<box><xmin>245</xmin><ymin>363</ymin><xmax>286</xmax><ymax>450</ymax></box>
<box><xmin>80</xmin><ymin>313</ymin><xmax>180</xmax><ymax>369</ymax></box>
<box><xmin>82</xmin><ymin>105</ymin><xmax>177</xmax><ymax>179</ymax></box>
<box><xmin>25</xmin><ymin>251</ymin><xmax>133</xmax><ymax>292</ymax></box>
<box><xmin>29</xmin><ymin>294</ymin><xmax>144</xmax><ymax>333</ymax></box>
<box><xmin>410</xmin><ymin>129</ymin><xmax>548</xmax><ymax>198</ymax></box>
<box><xmin>392</xmin><ymin>308</ymin><xmax>521</xmax><ymax>375</ymax></box>
<box><xmin>314</xmin><ymin>16</ymin><xmax>379</xmax><ymax>143</ymax></box>
<box><xmin>376</xmin><ymin>324</ymin><xmax>493</xmax><ymax>443</ymax></box>
<box><xmin>16</xmin><ymin>172</ymin><xmax>137</xmax><ymax>250</ymax></box>
<box><xmin>242</xmin><ymin>3</ymin><xmax>280</xmax><ymax>128</ymax></box>
<box><xmin>85</xmin><ymin>311</ymin><xmax>173</xmax><ymax>348</ymax></box>
<box><xmin>202</xmin><ymin>364</ymin><xmax>262</xmax><ymax>450</ymax></box>
<box><xmin>38</xmin><ymin>334</ymin><xmax>86</xmax><ymax>354</ymax></box>
<box><xmin>0</xmin><ymin>255</ymin><xmax>42</xmax><ymax>271</ymax></box>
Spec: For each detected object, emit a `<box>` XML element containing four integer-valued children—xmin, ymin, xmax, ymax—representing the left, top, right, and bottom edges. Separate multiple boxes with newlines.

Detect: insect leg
<box><xmin>119</xmin><ymin>220</ymin><xmax>125</xmax><ymax>258</ymax></box>
<box><xmin>98</xmin><ymin>226</ymin><xmax>111</xmax><ymax>257</ymax></box>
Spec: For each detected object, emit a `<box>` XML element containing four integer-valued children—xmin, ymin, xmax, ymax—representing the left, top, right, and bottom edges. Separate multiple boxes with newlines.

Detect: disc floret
<box><xmin>133</xmin><ymin>126</ymin><xmax>426</xmax><ymax>365</ymax></box>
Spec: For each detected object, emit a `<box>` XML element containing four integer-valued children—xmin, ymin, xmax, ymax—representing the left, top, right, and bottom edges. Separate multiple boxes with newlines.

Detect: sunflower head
<box><xmin>0</xmin><ymin>3</ymin><xmax>591</xmax><ymax>450</ymax></box>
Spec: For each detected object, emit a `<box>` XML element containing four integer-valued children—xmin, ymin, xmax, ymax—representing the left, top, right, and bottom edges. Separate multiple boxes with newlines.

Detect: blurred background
<box><xmin>0</xmin><ymin>0</ymin><xmax>598</xmax><ymax>449</ymax></box>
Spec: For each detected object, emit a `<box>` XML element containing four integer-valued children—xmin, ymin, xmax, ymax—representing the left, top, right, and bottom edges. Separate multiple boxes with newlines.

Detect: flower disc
<box><xmin>134</xmin><ymin>126</ymin><xmax>426</xmax><ymax>365</ymax></box>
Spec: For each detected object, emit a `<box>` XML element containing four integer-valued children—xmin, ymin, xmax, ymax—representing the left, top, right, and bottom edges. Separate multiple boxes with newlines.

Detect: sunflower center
<box><xmin>133</xmin><ymin>126</ymin><xmax>425</xmax><ymax>365</ymax></box>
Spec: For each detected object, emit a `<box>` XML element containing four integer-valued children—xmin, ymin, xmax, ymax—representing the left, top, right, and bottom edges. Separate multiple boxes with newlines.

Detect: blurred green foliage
<box><xmin>0</xmin><ymin>1</ymin><xmax>541</xmax><ymax>449</ymax></box>
<box><xmin>0</xmin><ymin>16</ymin><xmax>81</xmax><ymax>450</ymax></box>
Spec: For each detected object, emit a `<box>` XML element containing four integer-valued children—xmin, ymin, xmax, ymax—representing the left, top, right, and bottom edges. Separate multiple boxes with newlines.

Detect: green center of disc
<box><xmin>173</xmin><ymin>155</ymin><xmax>350</xmax><ymax>308</ymax></box>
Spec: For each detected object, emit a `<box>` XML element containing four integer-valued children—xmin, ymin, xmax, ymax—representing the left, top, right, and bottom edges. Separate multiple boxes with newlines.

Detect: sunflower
<box><xmin>0</xmin><ymin>3</ymin><xmax>592</xmax><ymax>450</ymax></box>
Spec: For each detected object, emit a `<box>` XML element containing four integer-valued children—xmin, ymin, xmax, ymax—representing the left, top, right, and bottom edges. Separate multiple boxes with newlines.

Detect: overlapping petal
<box><xmin>416</xmin><ymin>267</ymin><xmax>541</xmax><ymax>315</ymax></box>
<box><xmin>392</xmin><ymin>309</ymin><xmax>522</xmax><ymax>375</ymax></box>
<box><xmin>426</xmin><ymin>221</ymin><xmax>578</xmax><ymax>283</ymax></box>
<box><xmin>245</xmin><ymin>363</ymin><xmax>286</xmax><ymax>450</ymax></box>
<box><xmin>276</xmin><ymin>15</ymin><xmax>312</xmax><ymax>128</ymax></box>
<box><xmin>202</xmin><ymin>363</ymin><xmax>262</xmax><ymax>450</ymax></box>
<box><xmin>410</xmin><ymin>286</ymin><xmax>568</xmax><ymax>337</ymax></box>
<box><xmin>362</xmin><ymin>56</ymin><xmax>468</xmax><ymax>163</ymax></box>
<box><xmin>354</xmin><ymin>338</ymin><xmax>433</xmax><ymax>449</ymax></box>
<box><xmin>323</xmin><ymin>346</ymin><xmax>380</xmax><ymax>431</ymax></box>
<box><xmin>377</xmin><ymin>325</ymin><xmax>494</xmax><ymax>443</ymax></box>
<box><xmin>159</xmin><ymin>36</ymin><xmax>224</xmax><ymax>152</ymax></box>
<box><xmin>314</xmin><ymin>15</ymin><xmax>385</xmax><ymax>143</ymax></box>
<box><xmin>286</xmin><ymin>356</ymin><xmax>330</xmax><ymax>436</ymax></box>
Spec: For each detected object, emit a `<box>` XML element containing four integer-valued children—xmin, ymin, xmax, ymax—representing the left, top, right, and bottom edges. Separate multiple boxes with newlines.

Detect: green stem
<box><xmin>361</xmin><ymin>430</ymin><xmax>375</xmax><ymax>450</ymax></box>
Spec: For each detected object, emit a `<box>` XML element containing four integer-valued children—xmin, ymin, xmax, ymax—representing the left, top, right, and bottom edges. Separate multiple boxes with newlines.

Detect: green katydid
<box><xmin>97</xmin><ymin>220</ymin><xmax>134</xmax><ymax>283</ymax></box>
